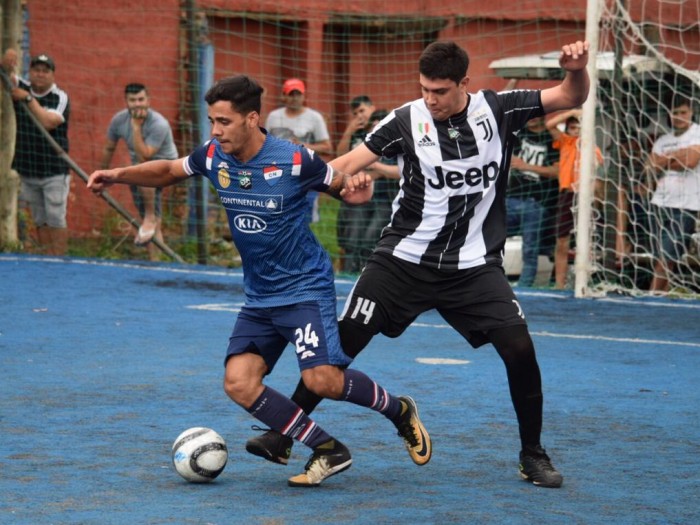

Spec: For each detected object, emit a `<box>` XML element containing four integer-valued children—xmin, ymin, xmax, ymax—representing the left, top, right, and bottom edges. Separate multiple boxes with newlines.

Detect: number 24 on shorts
<box><xmin>295</xmin><ymin>323</ymin><xmax>319</xmax><ymax>359</ymax></box>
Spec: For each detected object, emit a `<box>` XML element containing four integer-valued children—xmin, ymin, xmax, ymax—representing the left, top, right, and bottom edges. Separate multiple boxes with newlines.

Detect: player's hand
<box><xmin>1</xmin><ymin>48</ymin><xmax>18</xmax><ymax>73</ymax></box>
<box><xmin>87</xmin><ymin>169</ymin><xmax>119</xmax><ymax>194</ymax></box>
<box><xmin>559</xmin><ymin>40</ymin><xmax>589</xmax><ymax>71</ymax></box>
<box><xmin>340</xmin><ymin>171</ymin><xmax>374</xmax><ymax>204</ymax></box>
<box><xmin>130</xmin><ymin>107</ymin><xmax>148</xmax><ymax>122</ymax></box>
<box><xmin>510</xmin><ymin>156</ymin><xmax>526</xmax><ymax>170</ymax></box>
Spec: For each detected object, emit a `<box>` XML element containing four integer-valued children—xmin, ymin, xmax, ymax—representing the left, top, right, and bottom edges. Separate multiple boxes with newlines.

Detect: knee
<box><xmin>302</xmin><ymin>366</ymin><xmax>344</xmax><ymax>400</ymax></box>
<box><xmin>223</xmin><ymin>363</ymin><xmax>263</xmax><ymax>408</ymax></box>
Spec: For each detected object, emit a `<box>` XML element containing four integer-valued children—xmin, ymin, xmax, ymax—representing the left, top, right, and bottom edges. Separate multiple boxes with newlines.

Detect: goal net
<box><xmin>581</xmin><ymin>0</ymin><xmax>700</xmax><ymax>297</ymax></box>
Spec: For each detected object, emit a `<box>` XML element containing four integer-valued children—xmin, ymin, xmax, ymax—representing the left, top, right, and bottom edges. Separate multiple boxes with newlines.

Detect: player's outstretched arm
<box><xmin>541</xmin><ymin>40</ymin><xmax>590</xmax><ymax>114</ymax></box>
<box><xmin>87</xmin><ymin>158</ymin><xmax>188</xmax><ymax>194</ymax></box>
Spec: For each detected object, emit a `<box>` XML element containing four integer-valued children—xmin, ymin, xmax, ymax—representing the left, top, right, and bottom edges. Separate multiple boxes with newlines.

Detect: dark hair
<box><xmin>205</xmin><ymin>75</ymin><xmax>263</xmax><ymax>115</ymax></box>
<box><xmin>350</xmin><ymin>95</ymin><xmax>372</xmax><ymax>109</ymax></box>
<box><xmin>419</xmin><ymin>41</ymin><xmax>469</xmax><ymax>84</ymax></box>
<box><xmin>565</xmin><ymin>116</ymin><xmax>580</xmax><ymax>130</ymax></box>
<box><xmin>369</xmin><ymin>109</ymin><xmax>389</xmax><ymax>123</ymax></box>
<box><xmin>125</xmin><ymin>83</ymin><xmax>147</xmax><ymax>96</ymax></box>
<box><xmin>671</xmin><ymin>94</ymin><xmax>693</xmax><ymax>110</ymax></box>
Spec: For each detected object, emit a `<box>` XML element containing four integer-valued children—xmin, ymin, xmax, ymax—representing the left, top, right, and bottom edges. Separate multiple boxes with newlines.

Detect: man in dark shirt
<box><xmin>7</xmin><ymin>52</ymin><xmax>71</xmax><ymax>255</ymax></box>
<box><xmin>506</xmin><ymin>116</ymin><xmax>559</xmax><ymax>286</ymax></box>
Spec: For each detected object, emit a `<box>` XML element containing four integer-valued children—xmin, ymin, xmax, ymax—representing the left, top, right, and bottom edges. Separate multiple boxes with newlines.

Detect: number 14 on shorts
<box><xmin>348</xmin><ymin>296</ymin><xmax>375</xmax><ymax>325</ymax></box>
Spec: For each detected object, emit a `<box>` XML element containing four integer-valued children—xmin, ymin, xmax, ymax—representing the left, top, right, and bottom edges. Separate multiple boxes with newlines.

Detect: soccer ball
<box><xmin>171</xmin><ymin>427</ymin><xmax>228</xmax><ymax>483</ymax></box>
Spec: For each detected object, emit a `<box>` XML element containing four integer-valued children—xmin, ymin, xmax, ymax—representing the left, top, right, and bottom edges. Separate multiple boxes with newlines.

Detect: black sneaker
<box><xmin>395</xmin><ymin>396</ymin><xmax>432</xmax><ymax>465</ymax></box>
<box><xmin>245</xmin><ymin>426</ymin><xmax>293</xmax><ymax>466</ymax></box>
<box><xmin>287</xmin><ymin>440</ymin><xmax>352</xmax><ymax>487</ymax></box>
<box><xmin>519</xmin><ymin>445</ymin><xmax>563</xmax><ymax>488</ymax></box>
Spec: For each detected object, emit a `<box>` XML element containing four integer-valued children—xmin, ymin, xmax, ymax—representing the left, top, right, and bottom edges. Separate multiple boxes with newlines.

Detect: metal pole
<box><xmin>574</xmin><ymin>0</ymin><xmax>602</xmax><ymax>297</ymax></box>
<box><xmin>184</xmin><ymin>0</ymin><xmax>207</xmax><ymax>265</ymax></box>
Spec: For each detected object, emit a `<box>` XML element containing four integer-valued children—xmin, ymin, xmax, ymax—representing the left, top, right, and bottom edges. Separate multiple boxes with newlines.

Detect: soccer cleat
<box><xmin>519</xmin><ymin>445</ymin><xmax>563</xmax><ymax>488</ymax></box>
<box><xmin>245</xmin><ymin>427</ymin><xmax>293</xmax><ymax>466</ymax></box>
<box><xmin>395</xmin><ymin>396</ymin><xmax>432</xmax><ymax>466</ymax></box>
<box><xmin>287</xmin><ymin>440</ymin><xmax>352</xmax><ymax>487</ymax></box>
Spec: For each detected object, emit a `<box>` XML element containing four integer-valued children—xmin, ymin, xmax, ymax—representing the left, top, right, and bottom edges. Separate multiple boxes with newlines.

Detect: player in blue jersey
<box><xmin>87</xmin><ymin>75</ymin><xmax>430</xmax><ymax>487</ymax></box>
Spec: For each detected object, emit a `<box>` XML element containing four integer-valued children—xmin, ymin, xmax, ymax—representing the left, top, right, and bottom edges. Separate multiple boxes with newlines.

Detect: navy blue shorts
<box><xmin>339</xmin><ymin>252</ymin><xmax>527</xmax><ymax>349</ymax></box>
<box><xmin>225</xmin><ymin>300</ymin><xmax>352</xmax><ymax>373</ymax></box>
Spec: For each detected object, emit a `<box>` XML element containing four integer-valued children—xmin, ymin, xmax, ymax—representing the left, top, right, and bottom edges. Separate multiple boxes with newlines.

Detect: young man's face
<box><xmin>207</xmin><ymin>100</ymin><xmax>257</xmax><ymax>157</ymax></box>
<box><xmin>283</xmin><ymin>90</ymin><xmax>305</xmax><ymax>111</ymax></box>
<box><xmin>419</xmin><ymin>74</ymin><xmax>469</xmax><ymax>121</ymax></box>
<box><xmin>352</xmin><ymin>103</ymin><xmax>375</xmax><ymax>128</ymax></box>
<box><xmin>126</xmin><ymin>89</ymin><xmax>150</xmax><ymax>117</ymax></box>
<box><xmin>566</xmin><ymin>121</ymin><xmax>581</xmax><ymax>137</ymax></box>
<box><xmin>669</xmin><ymin>104</ymin><xmax>693</xmax><ymax>133</ymax></box>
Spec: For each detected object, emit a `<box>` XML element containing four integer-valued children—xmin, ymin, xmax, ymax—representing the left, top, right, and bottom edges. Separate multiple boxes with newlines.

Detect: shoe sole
<box><xmin>401</xmin><ymin>396</ymin><xmax>432</xmax><ymax>466</ymax></box>
<box><xmin>287</xmin><ymin>459</ymin><xmax>352</xmax><ymax>487</ymax></box>
<box><xmin>245</xmin><ymin>441</ymin><xmax>289</xmax><ymax>466</ymax></box>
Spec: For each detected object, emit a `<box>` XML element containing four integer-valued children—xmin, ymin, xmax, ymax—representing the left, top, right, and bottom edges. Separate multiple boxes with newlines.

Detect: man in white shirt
<box><xmin>648</xmin><ymin>95</ymin><xmax>700</xmax><ymax>292</ymax></box>
<box><xmin>265</xmin><ymin>78</ymin><xmax>333</xmax><ymax>222</ymax></box>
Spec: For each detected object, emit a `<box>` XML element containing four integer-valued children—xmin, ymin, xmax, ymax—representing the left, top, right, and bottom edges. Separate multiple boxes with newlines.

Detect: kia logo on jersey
<box><xmin>234</xmin><ymin>214</ymin><xmax>267</xmax><ymax>233</ymax></box>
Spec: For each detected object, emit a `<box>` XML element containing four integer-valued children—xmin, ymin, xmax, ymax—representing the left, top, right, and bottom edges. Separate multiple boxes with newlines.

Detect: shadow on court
<box><xmin>1</xmin><ymin>255</ymin><xmax>698</xmax><ymax>524</ymax></box>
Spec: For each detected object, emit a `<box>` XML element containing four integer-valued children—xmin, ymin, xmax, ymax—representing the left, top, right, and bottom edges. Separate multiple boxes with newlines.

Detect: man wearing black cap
<box><xmin>5</xmin><ymin>51</ymin><xmax>71</xmax><ymax>255</ymax></box>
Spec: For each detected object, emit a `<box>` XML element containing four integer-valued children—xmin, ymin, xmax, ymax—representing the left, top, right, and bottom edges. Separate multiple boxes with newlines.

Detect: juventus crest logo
<box><xmin>477</xmin><ymin>119</ymin><xmax>494</xmax><ymax>141</ymax></box>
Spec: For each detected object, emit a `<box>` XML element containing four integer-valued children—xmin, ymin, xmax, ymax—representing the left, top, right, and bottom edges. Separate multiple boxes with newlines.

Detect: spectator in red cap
<box><xmin>265</xmin><ymin>78</ymin><xmax>333</xmax><ymax>222</ymax></box>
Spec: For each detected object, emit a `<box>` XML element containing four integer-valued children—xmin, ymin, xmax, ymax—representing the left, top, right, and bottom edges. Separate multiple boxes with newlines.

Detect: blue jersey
<box><xmin>184</xmin><ymin>132</ymin><xmax>335</xmax><ymax>307</ymax></box>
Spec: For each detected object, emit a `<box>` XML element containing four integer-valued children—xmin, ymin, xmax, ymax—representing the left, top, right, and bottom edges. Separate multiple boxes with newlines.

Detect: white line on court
<box><xmin>411</xmin><ymin>322</ymin><xmax>700</xmax><ymax>348</ymax></box>
<box><xmin>4</xmin><ymin>256</ymin><xmax>697</xmax><ymax>348</ymax></box>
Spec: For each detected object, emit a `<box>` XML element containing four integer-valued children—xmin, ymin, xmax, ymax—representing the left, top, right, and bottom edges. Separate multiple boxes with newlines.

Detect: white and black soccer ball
<box><xmin>171</xmin><ymin>427</ymin><xmax>228</xmax><ymax>483</ymax></box>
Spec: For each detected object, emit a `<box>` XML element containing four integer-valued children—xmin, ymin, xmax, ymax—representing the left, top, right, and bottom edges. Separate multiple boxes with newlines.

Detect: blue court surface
<box><xmin>1</xmin><ymin>254</ymin><xmax>698</xmax><ymax>525</ymax></box>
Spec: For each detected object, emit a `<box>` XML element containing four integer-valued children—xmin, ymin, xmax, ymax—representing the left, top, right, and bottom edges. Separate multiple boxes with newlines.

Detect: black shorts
<box><xmin>338</xmin><ymin>252</ymin><xmax>527</xmax><ymax>348</ymax></box>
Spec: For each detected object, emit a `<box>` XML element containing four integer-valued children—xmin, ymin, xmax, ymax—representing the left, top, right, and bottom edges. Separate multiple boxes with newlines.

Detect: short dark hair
<box><xmin>204</xmin><ymin>75</ymin><xmax>263</xmax><ymax>115</ymax></box>
<box><xmin>565</xmin><ymin>116</ymin><xmax>580</xmax><ymax>130</ymax></box>
<box><xmin>419</xmin><ymin>41</ymin><xmax>469</xmax><ymax>85</ymax></box>
<box><xmin>350</xmin><ymin>95</ymin><xmax>372</xmax><ymax>109</ymax></box>
<box><xmin>125</xmin><ymin>83</ymin><xmax>147</xmax><ymax>96</ymax></box>
<box><xmin>369</xmin><ymin>109</ymin><xmax>389</xmax><ymax>123</ymax></box>
<box><xmin>671</xmin><ymin>94</ymin><xmax>693</xmax><ymax>110</ymax></box>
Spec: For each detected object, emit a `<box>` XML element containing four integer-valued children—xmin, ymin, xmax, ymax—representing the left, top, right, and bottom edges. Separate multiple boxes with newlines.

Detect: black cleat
<box><xmin>288</xmin><ymin>440</ymin><xmax>352</xmax><ymax>487</ymax></box>
<box><xmin>245</xmin><ymin>427</ymin><xmax>293</xmax><ymax>466</ymax></box>
<box><xmin>519</xmin><ymin>445</ymin><xmax>563</xmax><ymax>488</ymax></box>
<box><xmin>395</xmin><ymin>396</ymin><xmax>432</xmax><ymax>465</ymax></box>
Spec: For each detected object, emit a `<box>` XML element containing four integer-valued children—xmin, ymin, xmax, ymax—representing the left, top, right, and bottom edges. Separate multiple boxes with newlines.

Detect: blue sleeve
<box><xmin>184</xmin><ymin>140</ymin><xmax>214</xmax><ymax>177</ymax></box>
<box><xmin>299</xmin><ymin>147</ymin><xmax>333</xmax><ymax>192</ymax></box>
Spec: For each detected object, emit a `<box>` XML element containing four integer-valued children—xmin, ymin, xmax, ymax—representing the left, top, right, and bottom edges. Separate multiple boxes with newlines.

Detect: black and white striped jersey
<box><xmin>364</xmin><ymin>89</ymin><xmax>543</xmax><ymax>270</ymax></box>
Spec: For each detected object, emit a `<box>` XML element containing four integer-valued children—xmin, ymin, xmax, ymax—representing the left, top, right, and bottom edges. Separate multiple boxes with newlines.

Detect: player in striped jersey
<box><xmin>87</xmin><ymin>75</ymin><xmax>431</xmax><ymax>487</ymax></box>
<box><xmin>249</xmin><ymin>40</ymin><xmax>591</xmax><ymax>488</ymax></box>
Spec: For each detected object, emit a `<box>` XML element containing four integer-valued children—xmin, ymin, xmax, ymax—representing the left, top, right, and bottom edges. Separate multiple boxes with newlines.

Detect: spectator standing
<box><xmin>6</xmin><ymin>52</ymin><xmax>70</xmax><ymax>255</ymax></box>
<box><xmin>547</xmin><ymin>109</ymin><xmax>603</xmax><ymax>289</ymax></box>
<box><xmin>100</xmin><ymin>83</ymin><xmax>178</xmax><ymax>260</ymax></box>
<box><xmin>506</xmin><ymin>115</ymin><xmax>559</xmax><ymax>286</ymax></box>
<box><xmin>265</xmin><ymin>78</ymin><xmax>333</xmax><ymax>223</ymax></box>
<box><xmin>335</xmin><ymin>95</ymin><xmax>376</xmax><ymax>272</ymax></box>
<box><xmin>647</xmin><ymin>95</ymin><xmax>700</xmax><ymax>292</ymax></box>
